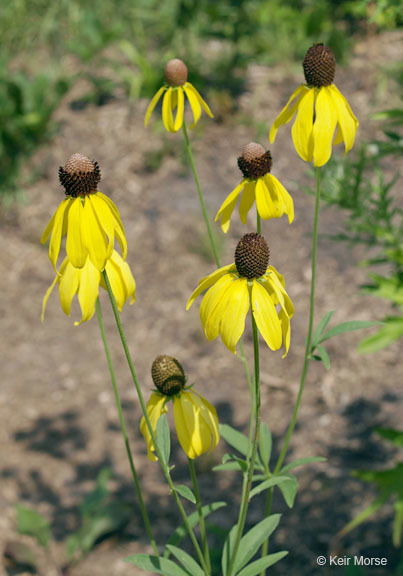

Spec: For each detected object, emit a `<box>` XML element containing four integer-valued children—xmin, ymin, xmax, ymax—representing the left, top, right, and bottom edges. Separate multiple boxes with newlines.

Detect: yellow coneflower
<box><xmin>140</xmin><ymin>356</ymin><xmax>219</xmax><ymax>461</ymax></box>
<box><xmin>41</xmin><ymin>154</ymin><xmax>127</xmax><ymax>272</ymax></box>
<box><xmin>42</xmin><ymin>250</ymin><xmax>135</xmax><ymax>325</ymax></box>
<box><xmin>215</xmin><ymin>143</ymin><xmax>294</xmax><ymax>233</ymax></box>
<box><xmin>144</xmin><ymin>59</ymin><xmax>213</xmax><ymax>133</ymax></box>
<box><xmin>187</xmin><ymin>233</ymin><xmax>294</xmax><ymax>357</ymax></box>
<box><xmin>270</xmin><ymin>43</ymin><xmax>358</xmax><ymax>167</ymax></box>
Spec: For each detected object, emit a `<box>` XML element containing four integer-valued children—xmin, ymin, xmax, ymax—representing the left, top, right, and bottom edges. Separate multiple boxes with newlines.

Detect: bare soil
<box><xmin>0</xmin><ymin>31</ymin><xmax>402</xmax><ymax>576</ymax></box>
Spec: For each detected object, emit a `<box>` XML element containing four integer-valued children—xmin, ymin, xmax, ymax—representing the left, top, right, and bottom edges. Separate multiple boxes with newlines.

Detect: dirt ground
<box><xmin>1</xmin><ymin>31</ymin><xmax>402</xmax><ymax>576</ymax></box>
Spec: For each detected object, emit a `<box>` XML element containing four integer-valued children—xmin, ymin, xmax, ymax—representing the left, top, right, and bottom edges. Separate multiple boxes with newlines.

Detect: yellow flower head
<box><xmin>187</xmin><ymin>233</ymin><xmax>294</xmax><ymax>356</ymax></box>
<box><xmin>215</xmin><ymin>143</ymin><xmax>294</xmax><ymax>233</ymax></box>
<box><xmin>41</xmin><ymin>250</ymin><xmax>135</xmax><ymax>325</ymax></box>
<box><xmin>41</xmin><ymin>154</ymin><xmax>127</xmax><ymax>272</ymax></box>
<box><xmin>140</xmin><ymin>355</ymin><xmax>219</xmax><ymax>461</ymax></box>
<box><xmin>144</xmin><ymin>58</ymin><xmax>213</xmax><ymax>133</ymax></box>
<box><xmin>269</xmin><ymin>43</ymin><xmax>359</xmax><ymax>167</ymax></box>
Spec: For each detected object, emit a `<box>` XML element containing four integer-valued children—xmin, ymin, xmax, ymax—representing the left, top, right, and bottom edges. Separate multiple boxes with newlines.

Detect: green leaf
<box><xmin>213</xmin><ymin>461</ymin><xmax>247</xmax><ymax>473</ymax></box>
<box><xmin>375</xmin><ymin>427</ymin><xmax>403</xmax><ymax>447</ymax></box>
<box><xmin>164</xmin><ymin>502</ymin><xmax>226</xmax><ymax>559</ymax></box>
<box><xmin>125</xmin><ymin>553</ymin><xmax>189</xmax><ymax>575</ymax></box>
<box><xmin>358</xmin><ymin>318</ymin><xmax>403</xmax><ymax>354</ymax></box>
<box><xmin>312</xmin><ymin>345</ymin><xmax>330</xmax><ymax>369</ymax></box>
<box><xmin>219</xmin><ymin>424</ymin><xmax>250</xmax><ymax>456</ymax></box>
<box><xmin>236</xmin><ymin>551</ymin><xmax>288</xmax><ymax>576</ymax></box>
<box><xmin>278</xmin><ymin>474</ymin><xmax>299</xmax><ymax>508</ymax></box>
<box><xmin>165</xmin><ymin>545</ymin><xmax>204</xmax><ymax>576</ymax></box>
<box><xmin>249</xmin><ymin>476</ymin><xmax>293</xmax><ymax>500</ymax></box>
<box><xmin>175</xmin><ymin>485</ymin><xmax>196</xmax><ymax>504</ymax></box>
<box><xmin>259</xmin><ymin>422</ymin><xmax>272</xmax><ymax>469</ymax></box>
<box><xmin>156</xmin><ymin>413</ymin><xmax>170</xmax><ymax>465</ymax></box>
<box><xmin>393</xmin><ymin>500</ymin><xmax>403</xmax><ymax>548</ymax></box>
<box><xmin>233</xmin><ymin>515</ymin><xmax>281</xmax><ymax>574</ymax></box>
<box><xmin>318</xmin><ymin>321</ymin><xmax>382</xmax><ymax>344</ymax></box>
<box><xmin>222</xmin><ymin>524</ymin><xmax>237</xmax><ymax>576</ymax></box>
<box><xmin>338</xmin><ymin>495</ymin><xmax>387</xmax><ymax>538</ymax></box>
<box><xmin>16</xmin><ymin>505</ymin><xmax>51</xmax><ymax>548</ymax></box>
<box><xmin>280</xmin><ymin>456</ymin><xmax>326</xmax><ymax>474</ymax></box>
<box><xmin>311</xmin><ymin>310</ymin><xmax>334</xmax><ymax>347</ymax></box>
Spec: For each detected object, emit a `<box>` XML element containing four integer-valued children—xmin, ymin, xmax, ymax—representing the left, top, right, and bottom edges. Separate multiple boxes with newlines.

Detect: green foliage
<box><xmin>16</xmin><ymin>505</ymin><xmax>51</xmax><ymax>548</ymax></box>
<box><xmin>66</xmin><ymin>468</ymin><xmax>130</xmax><ymax>560</ymax></box>
<box><xmin>316</xmin><ymin>101</ymin><xmax>403</xmax><ymax>353</ymax></box>
<box><xmin>0</xmin><ymin>68</ymin><xmax>70</xmax><ymax>200</ymax></box>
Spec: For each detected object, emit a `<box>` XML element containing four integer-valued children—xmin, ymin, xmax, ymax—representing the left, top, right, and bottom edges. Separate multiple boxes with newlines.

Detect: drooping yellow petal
<box><xmin>185</xmin><ymin>82</ymin><xmax>214</xmax><ymax>118</ymax></box>
<box><xmin>66</xmin><ymin>198</ymin><xmax>88</xmax><ymax>269</ymax></box>
<box><xmin>172</xmin><ymin>87</ymin><xmax>185</xmax><ymax>132</ymax></box>
<box><xmin>279</xmin><ymin>309</ymin><xmax>291</xmax><ymax>358</ymax></box>
<box><xmin>44</xmin><ymin>199</ymin><xmax>71</xmax><ymax>271</ymax></box>
<box><xmin>140</xmin><ymin>393</ymin><xmax>168</xmax><ymax>461</ymax></box>
<box><xmin>238</xmin><ymin>181</ymin><xmax>256</xmax><ymax>225</ymax></box>
<box><xmin>215</xmin><ymin>180</ymin><xmax>246</xmax><ymax>233</ymax></box>
<box><xmin>41</xmin><ymin>276</ymin><xmax>59</xmax><ymax>322</ymax></box>
<box><xmin>103</xmin><ymin>251</ymin><xmax>136</xmax><ymax>309</ymax></box>
<box><xmin>144</xmin><ymin>85</ymin><xmax>167</xmax><ymax>126</ymax></box>
<box><xmin>89</xmin><ymin>194</ymin><xmax>115</xmax><ymax>261</ymax></box>
<box><xmin>255</xmin><ymin>177</ymin><xmax>278</xmax><ymax>220</ymax></box>
<box><xmin>218</xmin><ymin>278</ymin><xmax>249</xmax><ymax>354</ymax></box>
<box><xmin>173</xmin><ymin>391</ymin><xmax>218</xmax><ymax>459</ymax></box>
<box><xmin>97</xmin><ymin>193</ymin><xmax>127</xmax><ymax>260</ymax></box>
<box><xmin>251</xmin><ymin>280</ymin><xmax>282</xmax><ymax>351</ymax></box>
<box><xmin>291</xmin><ymin>87</ymin><xmax>315</xmax><ymax>163</ymax></box>
<box><xmin>186</xmin><ymin>263</ymin><xmax>237</xmax><ymax>310</ymax></box>
<box><xmin>162</xmin><ymin>87</ymin><xmax>175</xmax><ymax>132</ymax></box>
<box><xmin>59</xmin><ymin>261</ymin><xmax>80</xmax><ymax>317</ymax></box>
<box><xmin>81</xmin><ymin>197</ymin><xmax>108</xmax><ymax>271</ymax></box>
<box><xmin>312</xmin><ymin>87</ymin><xmax>337</xmax><ymax>167</ymax></box>
<box><xmin>184</xmin><ymin>84</ymin><xmax>201</xmax><ymax>128</ymax></box>
<box><xmin>328</xmin><ymin>84</ymin><xmax>358</xmax><ymax>155</ymax></box>
<box><xmin>266</xmin><ymin>266</ymin><xmax>294</xmax><ymax>318</ymax></box>
<box><xmin>75</xmin><ymin>257</ymin><xmax>100</xmax><ymax>325</ymax></box>
<box><xmin>269</xmin><ymin>85</ymin><xmax>307</xmax><ymax>143</ymax></box>
<box><xmin>200</xmin><ymin>274</ymin><xmax>236</xmax><ymax>341</ymax></box>
<box><xmin>264</xmin><ymin>174</ymin><xmax>294</xmax><ymax>223</ymax></box>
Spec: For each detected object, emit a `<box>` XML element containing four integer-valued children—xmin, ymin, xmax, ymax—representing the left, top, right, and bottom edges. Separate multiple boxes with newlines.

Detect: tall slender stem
<box><xmin>182</xmin><ymin>123</ymin><xmax>221</xmax><ymax>267</ymax></box>
<box><xmin>102</xmin><ymin>271</ymin><xmax>210</xmax><ymax>575</ymax></box>
<box><xmin>188</xmin><ymin>458</ymin><xmax>211</xmax><ymax>574</ymax></box>
<box><xmin>95</xmin><ymin>299</ymin><xmax>159</xmax><ymax>556</ymax></box>
<box><xmin>259</xmin><ymin>167</ymin><xmax>321</xmax><ymax>576</ymax></box>
<box><xmin>227</xmin><ymin>308</ymin><xmax>261</xmax><ymax>576</ymax></box>
<box><xmin>274</xmin><ymin>167</ymin><xmax>321</xmax><ymax>474</ymax></box>
<box><xmin>257</xmin><ymin>212</ymin><xmax>261</xmax><ymax>235</ymax></box>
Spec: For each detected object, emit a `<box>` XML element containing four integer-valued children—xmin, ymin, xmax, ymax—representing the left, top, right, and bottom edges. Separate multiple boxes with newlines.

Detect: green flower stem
<box><xmin>188</xmin><ymin>458</ymin><xmax>211</xmax><ymax>574</ymax></box>
<box><xmin>274</xmin><ymin>166</ymin><xmax>321</xmax><ymax>474</ymax></box>
<box><xmin>95</xmin><ymin>298</ymin><xmax>159</xmax><ymax>557</ymax></box>
<box><xmin>181</xmin><ymin>122</ymin><xmax>221</xmax><ymax>268</ymax></box>
<box><xmin>257</xmin><ymin>212</ymin><xmax>262</xmax><ymax>235</ymax></box>
<box><xmin>102</xmin><ymin>271</ymin><xmax>210</xmax><ymax>576</ymax></box>
<box><xmin>228</xmin><ymin>309</ymin><xmax>261</xmax><ymax>576</ymax></box>
<box><xmin>181</xmin><ymin>122</ymin><xmax>253</xmax><ymax>395</ymax></box>
<box><xmin>258</xmin><ymin>167</ymin><xmax>322</xmax><ymax>576</ymax></box>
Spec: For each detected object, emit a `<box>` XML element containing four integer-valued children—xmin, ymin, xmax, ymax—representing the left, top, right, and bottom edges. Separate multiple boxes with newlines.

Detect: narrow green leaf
<box><xmin>280</xmin><ymin>456</ymin><xmax>326</xmax><ymax>474</ymax></box>
<box><xmin>166</xmin><ymin>545</ymin><xmax>204</xmax><ymax>576</ymax></box>
<box><xmin>249</xmin><ymin>476</ymin><xmax>292</xmax><ymax>500</ymax></box>
<box><xmin>234</xmin><ymin>515</ymin><xmax>281</xmax><ymax>573</ymax></box>
<box><xmin>213</xmin><ymin>461</ymin><xmax>247</xmax><ymax>473</ymax></box>
<box><xmin>222</xmin><ymin>524</ymin><xmax>237</xmax><ymax>576</ymax></box>
<box><xmin>393</xmin><ymin>500</ymin><xmax>403</xmax><ymax>548</ymax></box>
<box><xmin>278</xmin><ymin>475</ymin><xmax>298</xmax><ymax>508</ymax></box>
<box><xmin>219</xmin><ymin>424</ymin><xmax>250</xmax><ymax>456</ymax></box>
<box><xmin>125</xmin><ymin>553</ymin><xmax>189</xmax><ymax>575</ymax></box>
<box><xmin>16</xmin><ymin>505</ymin><xmax>51</xmax><ymax>548</ymax></box>
<box><xmin>358</xmin><ymin>318</ymin><xmax>403</xmax><ymax>354</ymax></box>
<box><xmin>311</xmin><ymin>310</ymin><xmax>334</xmax><ymax>347</ymax></box>
<box><xmin>312</xmin><ymin>345</ymin><xmax>330</xmax><ymax>369</ymax></box>
<box><xmin>375</xmin><ymin>427</ymin><xmax>403</xmax><ymax>447</ymax></box>
<box><xmin>318</xmin><ymin>321</ymin><xmax>382</xmax><ymax>344</ymax></box>
<box><xmin>236</xmin><ymin>551</ymin><xmax>288</xmax><ymax>576</ymax></box>
<box><xmin>156</xmin><ymin>414</ymin><xmax>170</xmax><ymax>465</ymax></box>
<box><xmin>259</xmin><ymin>422</ymin><xmax>272</xmax><ymax>469</ymax></box>
<box><xmin>337</xmin><ymin>495</ymin><xmax>387</xmax><ymax>538</ymax></box>
<box><xmin>164</xmin><ymin>502</ymin><xmax>226</xmax><ymax>558</ymax></box>
<box><xmin>175</xmin><ymin>485</ymin><xmax>196</xmax><ymax>504</ymax></box>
